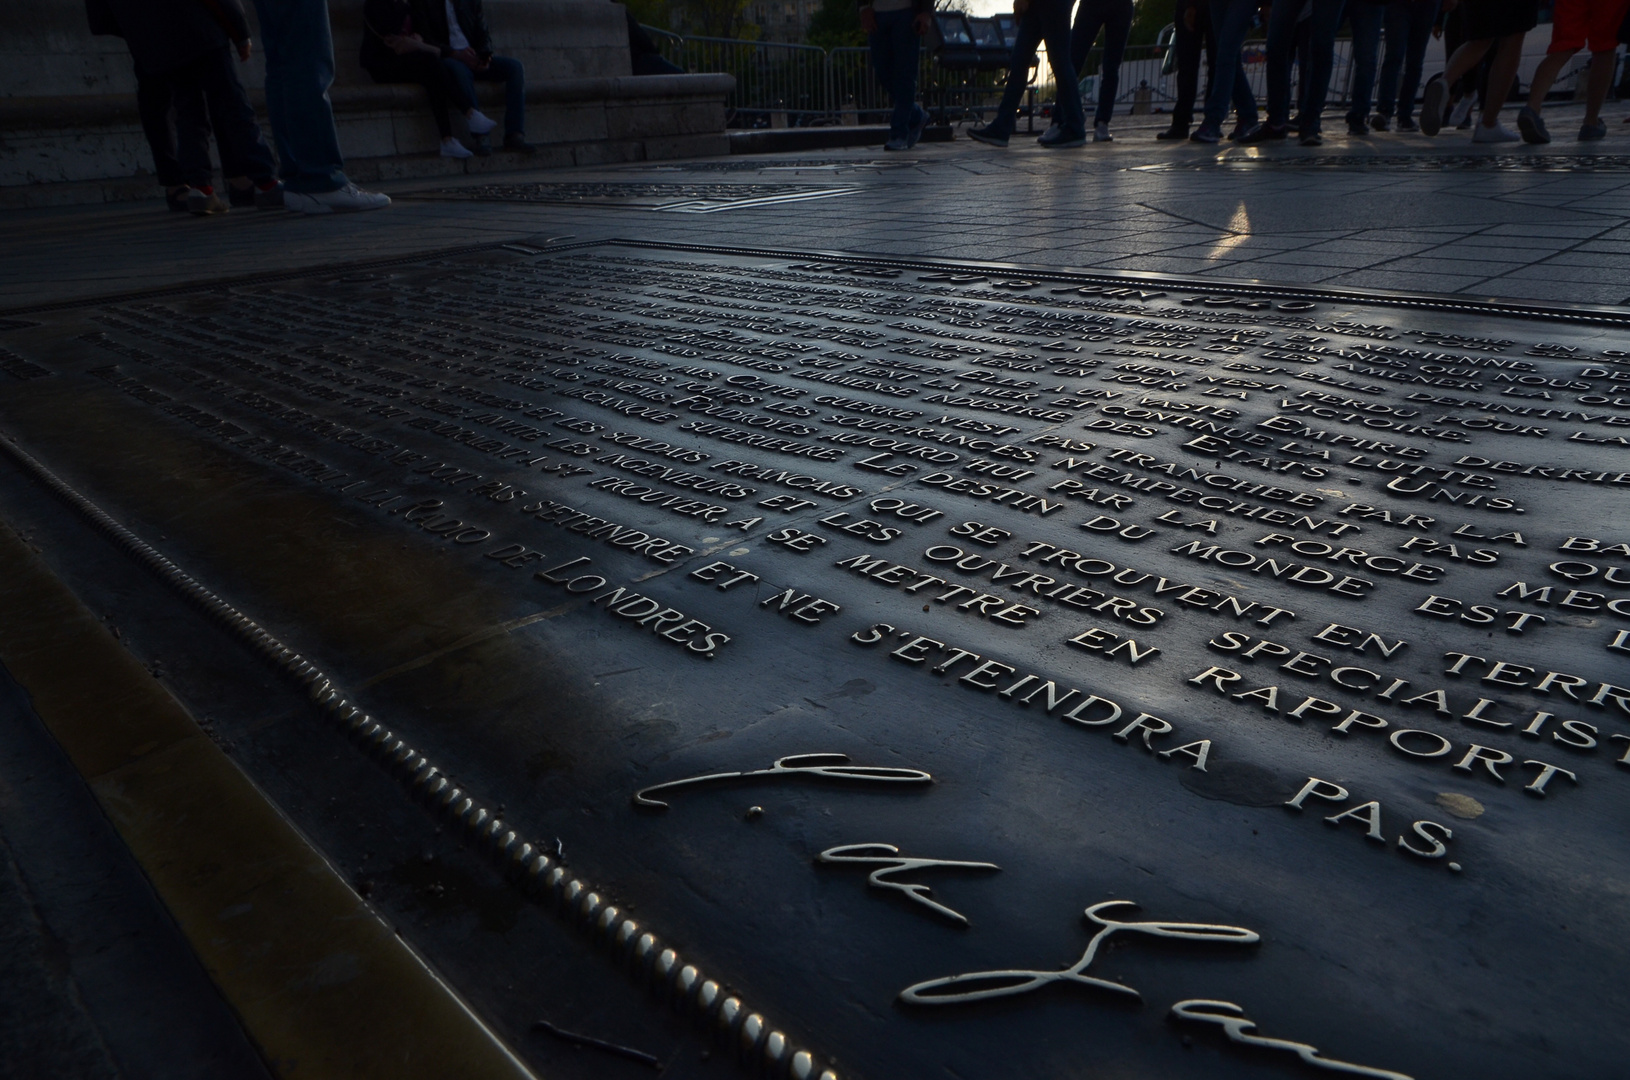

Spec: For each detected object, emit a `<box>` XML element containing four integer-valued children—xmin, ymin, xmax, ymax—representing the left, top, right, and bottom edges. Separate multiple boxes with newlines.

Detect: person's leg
<box><xmin>980</xmin><ymin>7</ymin><xmax>1043</xmax><ymax>138</ymax></box>
<box><xmin>1394</xmin><ymin>0</ymin><xmax>1439</xmax><ymax>124</ymax></box>
<box><xmin>169</xmin><ymin>69</ymin><xmax>215</xmax><ymax>192</ymax></box>
<box><xmin>196</xmin><ymin>44</ymin><xmax>279</xmax><ymax>183</ymax></box>
<box><xmin>476</xmin><ymin>57</ymin><xmax>526</xmax><ymax>138</ymax></box>
<box><xmin>251</xmin><ymin>0</ymin><xmax>350</xmax><ymax>192</ymax></box>
<box><xmin>1201</xmin><ymin>0</ymin><xmax>1255</xmax><ymax>135</ymax></box>
<box><xmin>1346</xmin><ymin>2</ymin><xmax>1384</xmax><ymax>130</ymax></box>
<box><xmin>1526</xmin><ymin>0</ymin><xmax>1583</xmax><ymax>112</ymax></box>
<box><xmin>1093</xmin><ymin>0</ymin><xmax>1133</xmax><ymax>128</ymax></box>
<box><xmin>1039</xmin><ymin>0</ymin><xmax>1085</xmax><ymax>137</ymax></box>
<box><xmin>1263</xmin><ymin>0</ymin><xmax>1302</xmax><ymax>129</ymax></box>
<box><xmin>1375</xmin><ymin>0</ymin><xmax>1410</xmax><ymax>120</ymax></box>
<box><xmin>135</xmin><ymin>72</ymin><xmax>186</xmax><ymax>192</ymax></box>
<box><xmin>1478</xmin><ymin>31</ymin><xmax>1527</xmax><ymax>127</ymax></box>
<box><xmin>1583</xmin><ymin>48</ymin><xmax>1618</xmax><ymax>124</ymax></box>
<box><xmin>1298</xmin><ymin>0</ymin><xmax>1346</xmax><ymax>136</ymax></box>
<box><xmin>371</xmin><ymin>53</ymin><xmax>456</xmax><ymax>138</ymax></box>
<box><xmin>871</xmin><ymin>9</ymin><xmax>914</xmax><ymax>140</ymax></box>
<box><xmin>1069</xmin><ymin>0</ymin><xmax>1106</xmax><ymax>74</ymax></box>
<box><xmin>1169</xmin><ymin>0</ymin><xmax>1203</xmax><ymax>131</ymax></box>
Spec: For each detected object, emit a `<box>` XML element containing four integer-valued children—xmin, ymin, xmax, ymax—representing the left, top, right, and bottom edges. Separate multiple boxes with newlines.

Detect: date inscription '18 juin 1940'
<box><xmin>0</xmin><ymin>242</ymin><xmax>1627</xmax><ymax>1080</ymax></box>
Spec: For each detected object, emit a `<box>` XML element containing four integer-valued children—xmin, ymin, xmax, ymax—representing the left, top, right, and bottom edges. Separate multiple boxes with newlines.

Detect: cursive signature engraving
<box><xmin>899</xmin><ymin>900</ymin><xmax>1259</xmax><ymax>1005</ymax></box>
<box><xmin>1170</xmin><ymin>1000</ymin><xmax>1414</xmax><ymax>1080</ymax></box>
<box><xmin>633</xmin><ymin>752</ymin><xmax>933</xmax><ymax>810</ymax></box>
<box><xmin>817</xmin><ymin>843</ymin><xmax>1000</xmax><ymax>925</ymax></box>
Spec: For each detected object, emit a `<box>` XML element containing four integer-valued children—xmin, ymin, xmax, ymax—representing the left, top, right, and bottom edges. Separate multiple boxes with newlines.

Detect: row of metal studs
<box><xmin>0</xmin><ymin>434</ymin><xmax>839</xmax><ymax>1080</ymax></box>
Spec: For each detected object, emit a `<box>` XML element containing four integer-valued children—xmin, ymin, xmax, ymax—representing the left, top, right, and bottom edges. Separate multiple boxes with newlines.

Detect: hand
<box><xmin>236</xmin><ymin>37</ymin><xmax>252</xmax><ymax>61</ymax></box>
<box><xmin>385</xmin><ymin>34</ymin><xmax>417</xmax><ymax>55</ymax></box>
<box><xmin>913</xmin><ymin>11</ymin><xmax>932</xmax><ymax>33</ymax></box>
<box><xmin>1013</xmin><ymin>0</ymin><xmax>1028</xmax><ymax>16</ymax></box>
<box><xmin>1183</xmin><ymin>7</ymin><xmax>1196</xmax><ymax>30</ymax></box>
<box><xmin>859</xmin><ymin>6</ymin><xmax>877</xmax><ymax>33</ymax></box>
<box><xmin>454</xmin><ymin>46</ymin><xmax>483</xmax><ymax>70</ymax></box>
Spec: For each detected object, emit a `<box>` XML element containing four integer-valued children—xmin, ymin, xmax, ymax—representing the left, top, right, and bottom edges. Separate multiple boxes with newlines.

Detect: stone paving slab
<box><xmin>3</xmin><ymin>101</ymin><xmax>1629</xmax><ymax>310</ymax></box>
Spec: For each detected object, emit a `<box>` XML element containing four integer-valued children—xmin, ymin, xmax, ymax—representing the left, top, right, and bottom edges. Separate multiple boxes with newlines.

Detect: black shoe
<box><xmin>1346</xmin><ymin>117</ymin><xmax>1369</xmax><ymax>136</ymax></box>
<box><xmin>1299</xmin><ymin>131</ymin><xmax>1323</xmax><ymax>147</ymax></box>
<box><xmin>165</xmin><ymin>186</ymin><xmax>191</xmax><ymax>212</ymax></box>
<box><xmin>1240</xmin><ymin>122</ymin><xmax>1288</xmax><ymax>144</ymax></box>
<box><xmin>503</xmin><ymin>133</ymin><xmax>537</xmax><ymax>154</ymax></box>
<box><xmin>967</xmin><ymin>124</ymin><xmax>1011</xmax><ymax>147</ymax></box>
<box><xmin>1156</xmin><ymin>125</ymin><xmax>1189</xmax><ymax>140</ymax></box>
<box><xmin>1228</xmin><ymin>121</ymin><xmax>1260</xmax><ymax>142</ymax></box>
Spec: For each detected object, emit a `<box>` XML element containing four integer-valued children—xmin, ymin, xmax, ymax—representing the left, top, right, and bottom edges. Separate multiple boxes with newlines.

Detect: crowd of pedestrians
<box><xmin>858</xmin><ymin>0</ymin><xmax>1629</xmax><ymax>150</ymax></box>
<box><xmin>90</xmin><ymin>0</ymin><xmax>545</xmax><ymax>215</ymax></box>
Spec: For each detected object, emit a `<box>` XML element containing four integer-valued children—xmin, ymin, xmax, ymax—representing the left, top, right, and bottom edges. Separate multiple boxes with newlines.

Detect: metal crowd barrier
<box><xmin>644</xmin><ymin>25</ymin><xmax>1371</xmax><ymax>129</ymax></box>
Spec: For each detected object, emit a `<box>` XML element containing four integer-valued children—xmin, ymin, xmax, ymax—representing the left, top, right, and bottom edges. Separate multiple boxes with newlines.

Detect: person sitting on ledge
<box><xmin>416</xmin><ymin>0</ymin><xmax>536</xmax><ymax>153</ymax></box>
<box><xmin>362</xmin><ymin>0</ymin><xmax>494</xmax><ymax>158</ymax></box>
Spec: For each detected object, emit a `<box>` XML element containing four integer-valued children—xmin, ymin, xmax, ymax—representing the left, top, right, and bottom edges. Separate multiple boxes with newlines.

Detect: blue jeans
<box><xmin>1070</xmin><ymin>0</ymin><xmax>1134</xmax><ymax>126</ymax></box>
<box><xmin>1266</xmin><ymin>0</ymin><xmax>1344</xmax><ymax>132</ymax></box>
<box><xmin>990</xmin><ymin>0</ymin><xmax>1084</xmax><ymax>137</ymax></box>
<box><xmin>443</xmin><ymin>56</ymin><xmax>526</xmax><ymax>137</ymax></box>
<box><xmin>1346</xmin><ymin>1</ymin><xmax>1385</xmax><ymax>124</ymax></box>
<box><xmin>1202</xmin><ymin>0</ymin><xmax>1259</xmax><ymax>132</ymax></box>
<box><xmin>1376</xmin><ymin>0</ymin><xmax>1440</xmax><ymax>120</ymax></box>
<box><xmin>868</xmin><ymin>9</ymin><xmax>922</xmax><ymax>139</ymax></box>
<box><xmin>250</xmin><ymin>0</ymin><xmax>348</xmax><ymax>193</ymax></box>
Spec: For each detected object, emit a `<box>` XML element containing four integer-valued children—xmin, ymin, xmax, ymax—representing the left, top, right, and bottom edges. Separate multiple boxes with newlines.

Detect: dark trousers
<box><xmin>1070</xmin><ymin>0</ymin><xmax>1134</xmax><ymax>126</ymax></box>
<box><xmin>1266</xmin><ymin>0</ymin><xmax>1343</xmax><ymax>131</ymax></box>
<box><xmin>251</xmin><ymin>0</ymin><xmax>349</xmax><ymax>193</ymax></box>
<box><xmin>1376</xmin><ymin>0</ymin><xmax>1440</xmax><ymax>120</ymax></box>
<box><xmin>1203</xmin><ymin>0</ymin><xmax>1260</xmax><ymax>131</ymax></box>
<box><xmin>136</xmin><ymin>74</ymin><xmax>193</xmax><ymax>188</ymax></box>
<box><xmin>1171</xmin><ymin>1</ymin><xmax>1252</xmax><ymax>129</ymax></box>
<box><xmin>136</xmin><ymin>44</ymin><xmax>278</xmax><ymax>189</ymax></box>
<box><xmin>991</xmin><ymin>0</ymin><xmax>1085</xmax><ymax>137</ymax></box>
<box><xmin>443</xmin><ymin>55</ymin><xmax>527</xmax><ymax>137</ymax></box>
<box><xmin>869</xmin><ymin>8</ymin><xmax>922</xmax><ymax>139</ymax></box>
<box><xmin>1347</xmin><ymin>1</ymin><xmax>1385</xmax><ymax>123</ymax></box>
<box><xmin>365</xmin><ymin>52</ymin><xmax>472</xmax><ymax>139</ymax></box>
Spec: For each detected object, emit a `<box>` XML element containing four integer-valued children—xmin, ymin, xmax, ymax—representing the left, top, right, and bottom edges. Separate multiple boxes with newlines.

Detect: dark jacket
<box><xmin>412</xmin><ymin>0</ymin><xmax>494</xmax><ymax>57</ymax></box>
<box><xmin>86</xmin><ymin>0</ymin><xmax>250</xmax><ymax>75</ymax></box>
<box><xmin>855</xmin><ymin>0</ymin><xmax>934</xmax><ymax>14</ymax></box>
<box><xmin>360</xmin><ymin>0</ymin><xmax>415</xmax><ymax>69</ymax></box>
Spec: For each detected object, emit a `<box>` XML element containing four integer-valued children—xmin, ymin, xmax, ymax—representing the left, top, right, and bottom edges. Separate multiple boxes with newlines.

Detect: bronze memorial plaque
<box><xmin>1</xmin><ymin>242</ymin><xmax>1627</xmax><ymax>1080</ymax></box>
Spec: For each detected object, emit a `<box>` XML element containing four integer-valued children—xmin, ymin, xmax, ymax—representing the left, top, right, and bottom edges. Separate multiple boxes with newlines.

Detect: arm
<box><xmin>459</xmin><ymin>0</ymin><xmax>494</xmax><ymax>58</ymax></box>
<box><xmin>197</xmin><ymin>0</ymin><xmax>252</xmax><ymax>44</ymax></box>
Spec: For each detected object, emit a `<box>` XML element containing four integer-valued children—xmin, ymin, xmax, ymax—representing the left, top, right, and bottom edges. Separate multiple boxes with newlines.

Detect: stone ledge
<box><xmin>0</xmin><ymin>74</ymin><xmax>734</xmax><ymax>131</ymax></box>
<box><xmin>0</xmin><ymin>131</ymin><xmax>732</xmax><ymax>209</ymax></box>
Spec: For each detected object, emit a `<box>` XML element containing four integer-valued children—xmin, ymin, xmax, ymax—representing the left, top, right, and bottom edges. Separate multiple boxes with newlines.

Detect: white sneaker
<box><xmin>466</xmin><ymin>109</ymin><xmax>498</xmax><ymax>135</ymax></box>
<box><xmin>441</xmin><ymin>138</ymin><xmax>474</xmax><ymax>159</ymax></box>
<box><xmin>1448</xmin><ymin>96</ymin><xmax>1474</xmax><ymax>129</ymax></box>
<box><xmin>283</xmin><ymin>183</ymin><xmax>392</xmax><ymax>214</ymax></box>
<box><xmin>1472</xmin><ymin>120</ymin><xmax>1519</xmax><ymax>143</ymax></box>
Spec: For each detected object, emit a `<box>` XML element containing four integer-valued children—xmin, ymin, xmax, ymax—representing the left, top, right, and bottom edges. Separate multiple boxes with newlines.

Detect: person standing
<box><xmin>253</xmin><ymin>0</ymin><xmax>391</xmax><ymax>211</ymax></box>
<box><xmin>1069</xmin><ymin>0</ymin><xmax>1135</xmax><ymax>141</ymax></box>
<box><xmin>859</xmin><ymin>0</ymin><xmax>932</xmax><ymax>150</ymax></box>
<box><xmin>1251</xmin><ymin>0</ymin><xmax>1344</xmax><ymax>144</ymax></box>
<box><xmin>88</xmin><ymin>0</ymin><xmax>283</xmax><ymax>213</ymax></box>
<box><xmin>1370</xmin><ymin>0</ymin><xmax>1442</xmax><ymax>130</ymax></box>
<box><xmin>968</xmin><ymin>0</ymin><xmax>1087</xmax><ymax>148</ymax></box>
<box><xmin>1420</xmin><ymin>0</ymin><xmax>1536</xmax><ymax>139</ymax></box>
<box><xmin>1516</xmin><ymin>0</ymin><xmax>1630</xmax><ymax>142</ymax></box>
<box><xmin>1191</xmin><ymin>0</ymin><xmax>1261</xmax><ymax>143</ymax></box>
<box><xmin>1159</xmin><ymin>0</ymin><xmax>1255</xmax><ymax>139</ymax></box>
